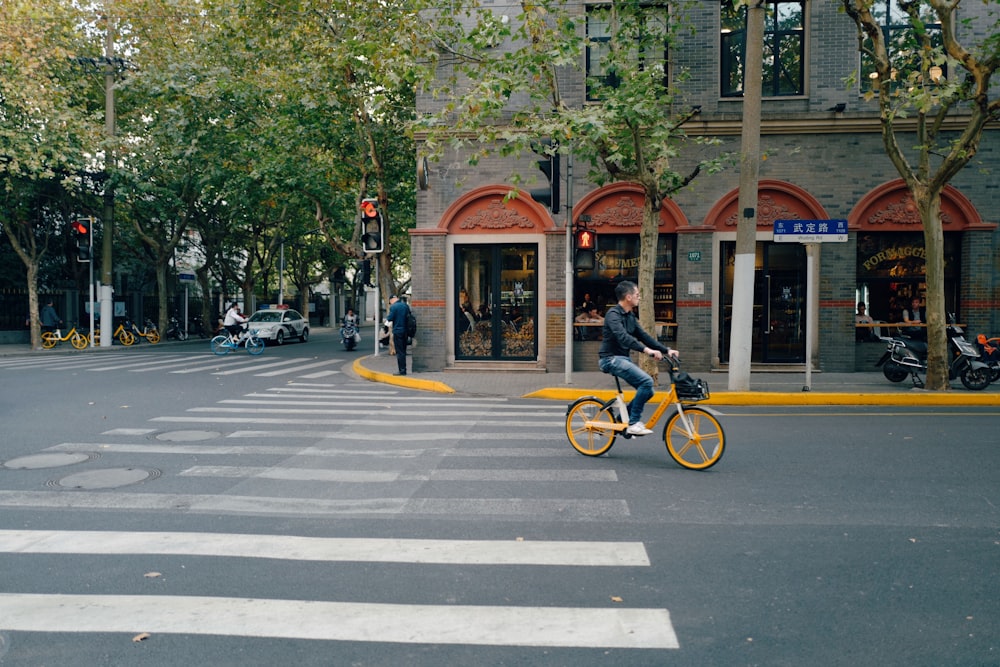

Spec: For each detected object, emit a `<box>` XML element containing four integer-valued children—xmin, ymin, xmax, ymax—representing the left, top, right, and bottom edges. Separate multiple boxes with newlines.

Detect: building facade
<box><xmin>411</xmin><ymin>1</ymin><xmax>999</xmax><ymax>375</ymax></box>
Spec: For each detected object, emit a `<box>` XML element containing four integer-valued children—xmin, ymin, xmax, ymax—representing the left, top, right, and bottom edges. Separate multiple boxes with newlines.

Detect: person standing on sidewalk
<box><xmin>386</xmin><ymin>294</ymin><xmax>410</xmax><ymax>376</ymax></box>
<box><xmin>598</xmin><ymin>280</ymin><xmax>678</xmax><ymax>436</ymax></box>
<box><xmin>40</xmin><ymin>300</ymin><xmax>62</xmax><ymax>334</ymax></box>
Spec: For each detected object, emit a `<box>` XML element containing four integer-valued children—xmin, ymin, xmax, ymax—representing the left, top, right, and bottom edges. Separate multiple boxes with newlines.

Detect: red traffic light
<box><xmin>575</xmin><ymin>228</ymin><xmax>595</xmax><ymax>250</ymax></box>
<box><xmin>360</xmin><ymin>200</ymin><xmax>378</xmax><ymax>219</ymax></box>
<box><xmin>71</xmin><ymin>219</ymin><xmax>89</xmax><ymax>235</ymax></box>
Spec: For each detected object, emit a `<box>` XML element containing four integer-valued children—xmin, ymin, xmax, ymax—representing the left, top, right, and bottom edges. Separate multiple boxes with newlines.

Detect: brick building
<box><xmin>410</xmin><ymin>1</ymin><xmax>998</xmax><ymax>374</ymax></box>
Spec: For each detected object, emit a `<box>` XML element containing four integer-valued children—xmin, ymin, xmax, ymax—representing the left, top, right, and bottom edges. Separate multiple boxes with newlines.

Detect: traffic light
<box><xmin>360</xmin><ymin>259</ymin><xmax>373</xmax><ymax>287</ymax></box>
<box><xmin>360</xmin><ymin>198</ymin><xmax>384</xmax><ymax>253</ymax></box>
<box><xmin>72</xmin><ymin>217</ymin><xmax>92</xmax><ymax>262</ymax></box>
<box><xmin>529</xmin><ymin>139</ymin><xmax>560</xmax><ymax>214</ymax></box>
<box><xmin>574</xmin><ymin>227</ymin><xmax>596</xmax><ymax>271</ymax></box>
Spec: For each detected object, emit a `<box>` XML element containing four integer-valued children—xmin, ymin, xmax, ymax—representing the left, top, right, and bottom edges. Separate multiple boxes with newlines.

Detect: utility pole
<box><xmin>728</xmin><ymin>0</ymin><xmax>765</xmax><ymax>391</ymax></box>
<box><xmin>99</xmin><ymin>0</ymin><xmax>116</xmax><ymax>348</ymax></box>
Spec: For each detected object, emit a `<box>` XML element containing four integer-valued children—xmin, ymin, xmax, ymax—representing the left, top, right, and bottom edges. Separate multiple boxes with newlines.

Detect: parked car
<box><xmin>246</xmin><ymin>308</ymin><xmax>309</xmax><ymax>345</ymax></box>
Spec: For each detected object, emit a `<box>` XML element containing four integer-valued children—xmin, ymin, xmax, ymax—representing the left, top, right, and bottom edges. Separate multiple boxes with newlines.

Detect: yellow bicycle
<box><xmin>564</xmin><ymin>360</ymin><xmax>725</xmax><ymax>470</ymax></box>
<box><xmin>92</xmin><ymin>323</ymin><xmax>136</xmax><ymax>346</ymax></box>
<box><xmin>40</xmin><ymin>326</ymin><xmax>89</xmax><ymax>350</ymax></box>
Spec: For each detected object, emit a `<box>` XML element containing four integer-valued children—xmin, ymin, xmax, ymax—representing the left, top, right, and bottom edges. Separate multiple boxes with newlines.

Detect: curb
<box><xmin>524</xmin><ymin>388</ymin><xmax>1000</xmax><ymax>406</ymax></box>
<box><xmin>352</xmin><ymin>357</ymin><xmax>455</xmax><ymax>394</ymax></box>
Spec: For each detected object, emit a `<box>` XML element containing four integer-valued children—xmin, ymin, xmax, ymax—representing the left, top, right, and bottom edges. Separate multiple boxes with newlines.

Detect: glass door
<box><xmin>720</xmin><ymin>241</ymin><xmax>806</xmax><ymax>363</ymax></box>
<box><xmin>455</xmin><ymin>244</ymin><xmax>537</xmax><ymax>360</ymax></box>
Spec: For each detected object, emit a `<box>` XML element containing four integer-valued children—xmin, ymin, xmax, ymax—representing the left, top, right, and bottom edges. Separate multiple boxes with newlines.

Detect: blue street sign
<box><xmin>773</xmin><ymin>219</ymin><xmax>848</xmax><ymax>243</ymax></box>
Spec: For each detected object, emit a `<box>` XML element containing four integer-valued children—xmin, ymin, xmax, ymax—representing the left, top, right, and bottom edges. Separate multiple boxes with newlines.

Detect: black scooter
<box><xmin>875</xmin><ymin>315</ymin><xmax>992</xmax><ymax>390</ymax></box>
<box><xmin>341</xmin><ymin>319</ymin><xmax>359</xmax><ymax>351</ymax></box>
<box><xmin>165</xmin><ymin>315</ymin><xmax>188</xmax><ymax>341</ymax></box>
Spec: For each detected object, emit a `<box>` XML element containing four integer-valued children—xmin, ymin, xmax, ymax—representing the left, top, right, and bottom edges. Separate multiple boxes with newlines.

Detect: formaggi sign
<box><xmin>861</xmin><ymin>245</ymin><xmax>925</xmax><ymax>271</ymax></box>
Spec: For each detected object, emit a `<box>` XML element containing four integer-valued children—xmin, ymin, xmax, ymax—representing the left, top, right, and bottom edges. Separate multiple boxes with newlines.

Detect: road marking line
<box><xmin>150</xmin><ymin>415</ymin><xmax>557</xmax><ymax>426</ymax></box>
<box><xmin>211</xmin><ymin>358</ymin><xmax>309</xmax><ymax>375</ymax></box>
<box><xmin>0</xmin><ymin>530</ymin><xmax>646</xmax><ymax>565</ymax></box>
<box><xmin>225</xmin><ymin>430</ymin><xmax>564</xmax><ymax>441</ymax></box>
<box><xmin>179</xmin><ymin>465</ymin><xmax>617</xmax><ymax>483</ymax></box>
<box><xmin>298</xmin><ymin>370</ymin><xmax>339</xmax><ymax>378</ymax></box>
<box><xmin>0</xmin><ymin>491</ymin><xmax>628</xmax><ymax>519</ymax></box>
<box><xmin>252</xmin><ymin>359</ymin><xmax>343</xmax><ymax>377</ymax></box>
<box><xmin>0</xmin><ymin>594</ymin><xmax>677</xmax><ymax>648</ymax></box>
<box><xmin>50</xmin><ymin>443</ymin><xmax>568</xmax><ymax>456</ymax></box>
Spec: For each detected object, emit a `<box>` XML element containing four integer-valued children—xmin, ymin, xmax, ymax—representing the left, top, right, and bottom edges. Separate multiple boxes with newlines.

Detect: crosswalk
<box><xmin>0</xmin><ymin>379</ymin><xmax>681</xmax><ymax>653</ymax></box>
<box><xmin>0</xmin><ymin>350</ymin><xmax>344</xmax><ymax>378</ymax></box>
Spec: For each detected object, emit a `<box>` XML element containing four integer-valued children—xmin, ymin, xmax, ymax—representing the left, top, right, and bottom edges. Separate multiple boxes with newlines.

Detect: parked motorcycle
<box><xmin>975</xmin><ymin>334</ymin><xmax>1000</xmax><ymax>382</ymax></box>
<box><xmin>341</xmin><ymin>319</ymin><xmax>359</xmax><ymax>351</ymax></box>
<box><xmin>876</xmin><ymin>316</ymin><xmax>992</xmax><ymax>390</ymax></box>
<box><xmin>165</xmin><ymin>315</ymin><xmax>188</xmax><ymax>341</ymax></box>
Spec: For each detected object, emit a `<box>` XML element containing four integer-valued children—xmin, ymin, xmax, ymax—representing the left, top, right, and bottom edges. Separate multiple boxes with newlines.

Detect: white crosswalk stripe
<box><xmin>0</xmin><ymin>379</ymin><xmax>682</xmax><ymax>652</ymax></box>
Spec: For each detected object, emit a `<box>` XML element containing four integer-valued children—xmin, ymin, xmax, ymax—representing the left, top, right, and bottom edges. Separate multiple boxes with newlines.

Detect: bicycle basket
<box><xmin>673</xmin><ymin>371</ymin><xmax>710</xmax><ymax>401</ymax></box>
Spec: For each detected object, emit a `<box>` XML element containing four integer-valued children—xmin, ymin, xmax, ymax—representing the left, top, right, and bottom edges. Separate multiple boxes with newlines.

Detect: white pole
<box><xmin>564</xmin><ymin>150</ymin><xmax>574</xmax><ymax>385</ymax></box>
<box><xmin>804</xmin><ymin>243</ymin><xmax>817</xmax><ymax>391</ymax></box>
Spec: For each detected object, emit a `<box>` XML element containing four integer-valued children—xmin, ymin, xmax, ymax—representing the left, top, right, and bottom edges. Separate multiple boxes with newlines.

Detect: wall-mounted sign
<box><xmin>687</xmin><ymin>251</ymin><xmax>701</xmax><ymax>262</ymax></box>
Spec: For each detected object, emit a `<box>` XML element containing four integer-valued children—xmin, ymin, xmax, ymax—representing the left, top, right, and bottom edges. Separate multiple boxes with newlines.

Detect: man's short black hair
<box><xmin>615</xmin><ymin>280</ymin><xmax>638</xmax><ymax>302</ymax></box>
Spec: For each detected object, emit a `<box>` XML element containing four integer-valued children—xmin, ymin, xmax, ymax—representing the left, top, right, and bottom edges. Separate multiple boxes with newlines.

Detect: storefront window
<box><xmin>855</xmin><ymin>232</ymin><xmax>960</xmax><ymax>322</ymax></box>
<box><xmin>574</xmin><ymin>234</ymin><xmax>675</xmax><ymax>340</ymax></box>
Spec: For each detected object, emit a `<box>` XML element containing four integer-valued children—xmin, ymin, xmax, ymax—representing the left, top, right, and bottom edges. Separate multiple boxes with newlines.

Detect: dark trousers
<box><xmin>393</xmin><ymin>332</ymin><xmax>408</xmax><ymax>373</ymax></box>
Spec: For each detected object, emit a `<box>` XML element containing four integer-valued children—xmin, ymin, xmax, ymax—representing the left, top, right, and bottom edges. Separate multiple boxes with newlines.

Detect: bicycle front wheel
<box><xmin>41</xmin><ymin>332</ymin><xmax>58</xmax><ymax>349</ymax></box>
<box><xmin>119</xmin><ymin>330</ymin><xmax>135</xmax><ymax>346</ymax></box>
<box><xmin>210</xmin><ymin>335</ymin><xmax>231</xmax><ymax>356</ymax></box>
<box><xmin>565</xmin><ymin>398</ymin><xmax>617</xmax><ymax>457</ymax></box>
<box><xmin>71</xmin><ymin>332</ymin><xmax>89</xmax><ymax>350</ymax></box>
<box><xmin>245</xmin><ymin>336</ymin><xmax>265</xmax><ymax>356</ymax></box>
<box><xmin>146</xmin><ymin>330</ymin><xmax>160</xmax><ymax>344</ymax></box>
<box><xmin>663</xmin><ymin>407</ymin><xmax>725</xmax><ymax>470</ymax></box>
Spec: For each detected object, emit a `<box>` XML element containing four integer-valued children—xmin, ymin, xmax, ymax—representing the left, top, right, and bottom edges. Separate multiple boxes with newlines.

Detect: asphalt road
<box><xmin>1</xmin><ymin>339</ymin><xmax>998</xmax><ymax>666</ymax></box>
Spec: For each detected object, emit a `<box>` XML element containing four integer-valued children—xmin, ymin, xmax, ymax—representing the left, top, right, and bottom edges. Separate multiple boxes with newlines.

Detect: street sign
<box><xmin>178</xmin><ymin>272</ymin><xmax>196</xmax><ymax>284</ymax></box>
<box><xmin>773</xmin><ymin>218</ymin><xmax>848</xmax><ymax>243</ymax></box>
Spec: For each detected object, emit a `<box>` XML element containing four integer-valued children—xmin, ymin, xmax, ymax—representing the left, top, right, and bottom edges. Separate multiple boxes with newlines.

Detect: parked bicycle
<box><xmin>40</xmin><ymin>325</ymin><xmax>89</xmax><ymax>350</ymax></box>
<box><xmin>126</xmin><ymin>317</ymin><xmax>160</xmax><ymax>344</ymax></box>
<box><xmin>92</xmin><ymin>322</ymin><xmax>137</xmax><ymax>346</ymax></box>
<box><xmin>210</xmin><ymin>328</ymin><xmax>264</xmax><ymax>356</ymax></box>
<box><xmin>564</xmin><ymin>360</ymin><xmax>725</xmax><ymax>470</ymax></box>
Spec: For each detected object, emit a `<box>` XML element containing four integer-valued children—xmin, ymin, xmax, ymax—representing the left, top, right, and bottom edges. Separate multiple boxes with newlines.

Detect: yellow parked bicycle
<box><xmin>40</xmin><ymin>326</ymin><xmax>89</xmax><ymax>350</ymax></box>
<box><xmin>92</xmin><ymin>323</ymin><xmax>136</xmax><ymax>346</ymax></box>
<box><xmin>564</xmin><ymin>360</ymin><xmax>725</xmax><ymax>470</ymax></box>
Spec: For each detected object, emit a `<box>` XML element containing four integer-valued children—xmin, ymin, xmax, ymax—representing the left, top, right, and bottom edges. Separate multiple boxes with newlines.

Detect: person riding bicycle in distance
<box><xmin>599</xmin><ymin>280</ymin><xmax>680</xmax><ymax>436</ymax></box>
<box><xmin>223</xmin><ymin>302</ymin><xmax>248</xmax><ymax>342</ymax></box>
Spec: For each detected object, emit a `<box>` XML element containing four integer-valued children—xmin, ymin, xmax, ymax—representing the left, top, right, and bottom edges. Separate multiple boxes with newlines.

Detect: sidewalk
<box><xmin>351</xmin><ymin>326</ymin><xmax>1000</xmax><ymax>407</ymax></box>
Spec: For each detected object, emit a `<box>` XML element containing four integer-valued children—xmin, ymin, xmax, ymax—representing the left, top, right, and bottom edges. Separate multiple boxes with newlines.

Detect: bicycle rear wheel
<box><xmin>210</xmin><ymin>335</ymin><xmax>231</xmax><ymax>356</ymax></box>
<box><xmin>41</xmin><ymin>332</ymin><xmax>58</xmax><ymax>349</ymax></box>
<box><xmin>146</xmin><ymin>330</ymin><xmax>160</xmax><ymax>344</ymax></box>
<box><xmin>119</xmin><ymin>330</ymin><xmax>135</xmax><ymax>346</ymax></box>
<box><xmin>565</xmin><ymin>397</ymin><xmax>617</xmax><ymax>457</ymax></box>
<box><xmin>245</xmin><ymin>335</ymin><xmax>265</xmax><ymax>356</ymax></box>
<box><xmin>70</xmin><ymin>332</ymin><xmax>89</xmax><ymax>350</ymax></box>
<box><xmin>663</xmin><ymin>407</ymin><xmax>725</xmax><ymax>470</ymax></box>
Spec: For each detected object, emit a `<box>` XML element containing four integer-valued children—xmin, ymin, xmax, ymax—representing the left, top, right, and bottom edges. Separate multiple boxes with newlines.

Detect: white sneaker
<box><xmin>626</xmin><ymin>421</ymin><xmax>653</xmax><ymax>436</ymax></box>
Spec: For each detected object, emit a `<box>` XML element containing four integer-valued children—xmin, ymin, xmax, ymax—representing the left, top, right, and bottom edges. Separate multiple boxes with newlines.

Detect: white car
<box><xmin>246</xmin><ymin>308</ymin><xmax>309</xmax><ymax>345</ymax></box>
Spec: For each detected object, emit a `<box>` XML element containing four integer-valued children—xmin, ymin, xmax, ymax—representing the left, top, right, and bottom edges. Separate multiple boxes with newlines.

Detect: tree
<box><xmin>842</xmin><ymin>0</ymin><xmax>1000</xmax><ymax>390</ymax></box>
<box><xmin>419</xmin><ymin>0</ymin><xmax>727</xmax><ymax>377</ymax></box>
<box><xmin>0</xmin><ymin>0</ymin><xmax>102</xmax><ymax>348</ymax></box>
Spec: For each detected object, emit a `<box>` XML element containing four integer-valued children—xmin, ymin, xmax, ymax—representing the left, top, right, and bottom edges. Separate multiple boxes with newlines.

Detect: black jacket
<box><xmin>598</xmin><ymin>304</ymin><xmax>670</xmax><ymax>358</ymax></box>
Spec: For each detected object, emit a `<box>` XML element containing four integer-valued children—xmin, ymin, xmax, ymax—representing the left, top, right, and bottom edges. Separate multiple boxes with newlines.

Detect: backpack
<box><xmin>405</xmin><ymin>306</ymin><xmax>417</xmax><ymax>338</ymax></box>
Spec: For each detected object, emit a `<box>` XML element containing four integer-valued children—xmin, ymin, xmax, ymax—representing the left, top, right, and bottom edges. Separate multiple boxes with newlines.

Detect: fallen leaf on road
<box><xmin>610</xmin><ymin>596</ymin><xmax>623</xmax><ymax>603</ymax></box>
<box><xmin>144</xmin><ymin>572</ymin><xmax>161</xmax><ymax>578</ymax></box>
<box><xmin>132</xmin><ymin>633</ymin><xmax>150</xmax><ymax>643</ymax></box>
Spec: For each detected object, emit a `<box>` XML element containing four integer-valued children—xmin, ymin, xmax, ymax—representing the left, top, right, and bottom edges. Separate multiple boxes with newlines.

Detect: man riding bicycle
<box><xmin>599</xmin><ymin>280</ymin><xmax>680</xmax><ymax>436</ymax></box>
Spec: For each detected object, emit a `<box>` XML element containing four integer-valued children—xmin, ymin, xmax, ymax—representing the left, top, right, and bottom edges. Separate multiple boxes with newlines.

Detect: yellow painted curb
<box><xmin>353</xmin><ymin>357</ymin><xmax>455</xmax><ymax>394</ymax></box>
<box><xmin>524</xmin><ymin>387</ymin><xmax>1000</xmax><ymax>406</ymax></box>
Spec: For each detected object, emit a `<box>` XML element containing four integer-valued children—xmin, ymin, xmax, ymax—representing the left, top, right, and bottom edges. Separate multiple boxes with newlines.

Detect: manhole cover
<box><xmin>53</xmin><ymin>467</ymin><xmax>160</xmax><ymax>490</ymax></box>
<box><xmin>156</xmin><ymin>430</ymin><xmax>221</xmax><ymax>442</ymax></box>
<box><xmin>3</xmin><ymin>453</ymin><xmax>95</xmax><ymax>469</ymax></box>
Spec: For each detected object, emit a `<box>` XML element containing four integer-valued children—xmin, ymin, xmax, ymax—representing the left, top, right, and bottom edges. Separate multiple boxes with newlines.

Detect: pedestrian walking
<box><xmin>386</xmin><ymin>294</ymin><xmax>410</xmax><ymax>376</ymax></box>
<box><xmin>40</xmin><ymin>300</ymin><xmax>62</xmax><ymax>334</ymax></box>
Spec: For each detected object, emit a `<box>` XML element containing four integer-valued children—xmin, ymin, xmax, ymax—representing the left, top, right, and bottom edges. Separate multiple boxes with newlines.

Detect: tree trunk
<box><xmin>920</xmin><ymin>189</ymin><xmax>949</xmax><ymax>390</ymax></box>
<box><xmin>638</xmin><ymin>196</ymin><xmax>659</xmax><ymax>382</ymax></box>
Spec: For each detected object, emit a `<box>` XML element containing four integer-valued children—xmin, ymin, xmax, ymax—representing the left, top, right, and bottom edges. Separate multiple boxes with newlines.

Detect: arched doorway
<box><xmin>706</xmin><ymin>180</ymin><xmax>831</xmax><ymax>364</ymax></box>
<box><xmin>439</xmin><ymin>186</ymin><xmax>556</xmax><ymax>363</ymax></box>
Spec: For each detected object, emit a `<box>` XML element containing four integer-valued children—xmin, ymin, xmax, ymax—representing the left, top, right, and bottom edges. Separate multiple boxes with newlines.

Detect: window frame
<box><xmin>585</xmin><ymin>3</ymin><xmax>671</xmax><ymax>102</ymax></box>
<box><xmin>720</xmin><ymin>0</ymin><xmax>806</xmax><ymax>99</ymax></box>
<box><xmin>858</xmin><ymin>0</ymin><xmax>944</xmax><ymax>95</ymax></box>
